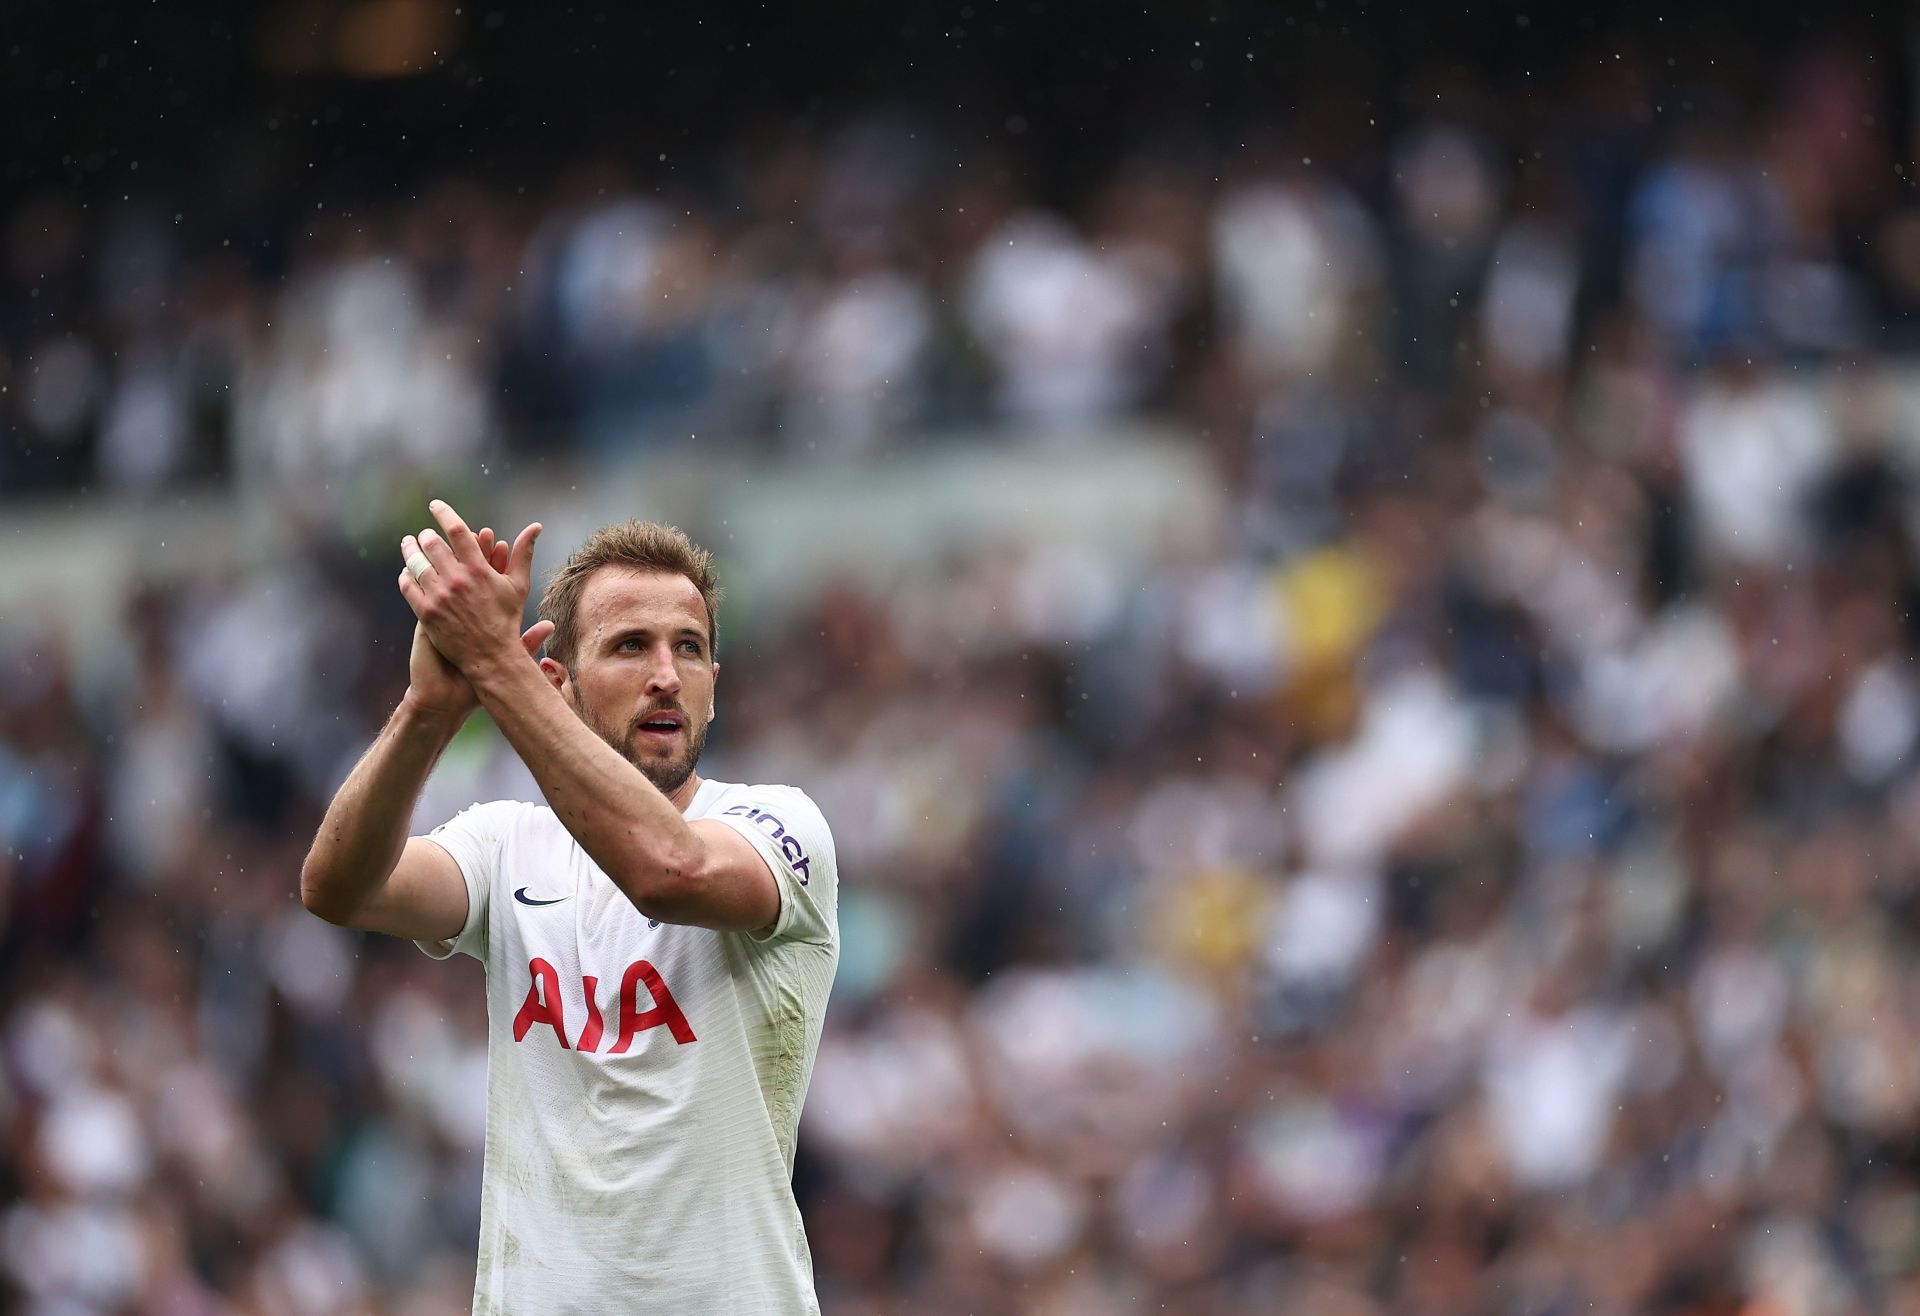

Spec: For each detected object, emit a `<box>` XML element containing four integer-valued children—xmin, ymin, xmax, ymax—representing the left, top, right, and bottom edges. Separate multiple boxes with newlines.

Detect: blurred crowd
<box><xmin>4</xmin><ymin>33</ymin><xmax>1919</xmax><ymax>498</ymax></box>
<box><xmin>11</xmin><ymin>20</ymin><xmax>1920</xmax><ymax>1316</ymax></box>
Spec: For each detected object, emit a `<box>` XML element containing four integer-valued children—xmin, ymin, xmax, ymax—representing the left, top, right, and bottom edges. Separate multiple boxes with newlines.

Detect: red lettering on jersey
<box><xmin>512</xmin><ymin>957</ymin><xmax>570</xmax><ymax>1047</ymax></box>
<box><xmin>610</xmin><ymin>959</ymin><xmax>698</xmax><ymax>1050</ymax></box>
<box><xmin>577</xmin><ymin>974</ymin><xmax>606</xmax><ymax>1053</ymax></box>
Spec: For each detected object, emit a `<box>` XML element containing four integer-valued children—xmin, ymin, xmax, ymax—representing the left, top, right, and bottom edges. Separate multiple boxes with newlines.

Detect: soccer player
<box><xmin>300</xmin><ymin>503</ymin><xmax>838</xmax><ymax>1314</ymax></box>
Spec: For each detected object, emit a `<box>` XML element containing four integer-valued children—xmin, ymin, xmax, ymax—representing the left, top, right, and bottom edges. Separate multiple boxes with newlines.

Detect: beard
<box><xmin>569</xmin><ymin>687</ymin><xmax>710</xmax><ymax>797</ymax></box>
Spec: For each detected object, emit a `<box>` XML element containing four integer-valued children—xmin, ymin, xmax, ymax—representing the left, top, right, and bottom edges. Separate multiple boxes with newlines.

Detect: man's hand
<box><xmin>405</xmin><ymin>523</ymin><xmax>554</xmax><ymax>718</ymax></box>
<box><xmin>399</xmin><ymin>502</ymin><xmax>547</xmax><ymax>695</ymax></box>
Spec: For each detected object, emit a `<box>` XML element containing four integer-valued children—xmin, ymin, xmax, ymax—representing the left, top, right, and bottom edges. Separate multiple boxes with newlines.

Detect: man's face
<box><xmin>545</xmin><ymin>567</ymin><xmax>718</xmax><ymax>800</ymax></box>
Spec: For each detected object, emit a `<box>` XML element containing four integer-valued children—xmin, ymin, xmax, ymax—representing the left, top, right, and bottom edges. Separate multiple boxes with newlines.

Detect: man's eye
<box><xmin>621</xmin><ymin>638</ymin><xmax>641</xmax><ymax>651</ymax></box>
<box><xmin>678</xmin><ymin>641</ymin><xmax>702</xmax><ymax>655</ymax></box>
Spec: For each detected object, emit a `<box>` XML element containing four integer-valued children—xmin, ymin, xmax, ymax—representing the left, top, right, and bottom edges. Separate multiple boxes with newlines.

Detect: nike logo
<box><xmin>514</xmin><ymin>887</ymin><xmax>569</xmax><ymax>907</ymax></box>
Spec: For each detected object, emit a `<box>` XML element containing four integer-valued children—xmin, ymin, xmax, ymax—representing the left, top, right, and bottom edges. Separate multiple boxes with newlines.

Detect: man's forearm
<box><xmin>465</xmin><ymin>652</ymin><xmax>699</xmax><ymax>910</ymax></box>
<box><xmin>300</xmin><ymin>696</ymin><xmax>462</xmax><ymax>922</ymax></box>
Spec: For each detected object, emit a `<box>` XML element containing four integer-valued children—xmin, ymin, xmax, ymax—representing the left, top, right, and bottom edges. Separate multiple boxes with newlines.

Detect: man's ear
<box><xmin>708</xmin><ymin>660</ymin><xmax>719</xmax><ymax>721</ymax></box>
<box><xmin>538</xmin><ymin>656</ymin><xmax>569</xmax><ymax>695</ymax></box>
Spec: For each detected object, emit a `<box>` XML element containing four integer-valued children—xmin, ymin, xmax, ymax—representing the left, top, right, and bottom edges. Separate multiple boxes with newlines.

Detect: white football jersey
<box><xmin>415</xmin><ymin>779</ymin><xmax>838</xmax><ymax>1314</ymax></box>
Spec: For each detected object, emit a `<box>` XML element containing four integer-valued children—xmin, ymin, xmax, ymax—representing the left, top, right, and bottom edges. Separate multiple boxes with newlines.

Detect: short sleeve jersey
<box><xmin>415</xmin><ymin>779</ymin><xmax>838</xmax><ymax>1315</ymax></box>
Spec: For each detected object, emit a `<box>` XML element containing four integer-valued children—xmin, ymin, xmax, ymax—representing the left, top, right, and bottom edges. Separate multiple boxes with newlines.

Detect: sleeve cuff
<box><xmin>411</xmin><ymin>835</ymin><xmax>483</xmax><ymax>961</ymax></box>
<box><xmin>707</xmin><ymin>814</ymin><xmax>795</xmax><ymax>942</ymax></box>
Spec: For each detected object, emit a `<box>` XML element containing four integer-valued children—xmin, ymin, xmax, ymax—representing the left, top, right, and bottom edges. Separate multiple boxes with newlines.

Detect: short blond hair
<box><xmin>538</xmin><ymin>521</ymin><xmax>722</xmax><ymax>665</ymax></box>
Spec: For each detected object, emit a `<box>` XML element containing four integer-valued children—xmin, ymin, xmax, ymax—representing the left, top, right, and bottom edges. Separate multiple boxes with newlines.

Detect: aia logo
<box><xmin>512</xmin><ymin>958</ymin><xmax>696</xmax><ymax>1052</ymax></box>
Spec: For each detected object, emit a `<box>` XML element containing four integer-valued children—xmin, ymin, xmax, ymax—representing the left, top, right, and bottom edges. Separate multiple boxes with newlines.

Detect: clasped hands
<box><xmin>398</xmin><ymin>498</ymin><xmax>550</xmax><ymax>716</ymax></box>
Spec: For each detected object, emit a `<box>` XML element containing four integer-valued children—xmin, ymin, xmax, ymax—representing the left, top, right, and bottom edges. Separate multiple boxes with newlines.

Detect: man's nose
<box><xmin>644</xmin><ymin>643</ymin><xmax>683</xmax><ymax>694</ymax></box>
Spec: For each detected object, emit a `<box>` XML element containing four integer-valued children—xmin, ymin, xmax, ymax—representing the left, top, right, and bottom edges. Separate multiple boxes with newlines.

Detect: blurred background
<box><xmin>7</xmin><ymin>1</ymin><xmax>1920</xmax><ymax>1312</ymax></box>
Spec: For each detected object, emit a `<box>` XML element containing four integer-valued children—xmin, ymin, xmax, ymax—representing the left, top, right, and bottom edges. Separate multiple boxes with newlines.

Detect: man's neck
<box><xmin>665</xmin><ymin>771</ymin><xmax>704</xmax><ymax>814</ymax></box>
